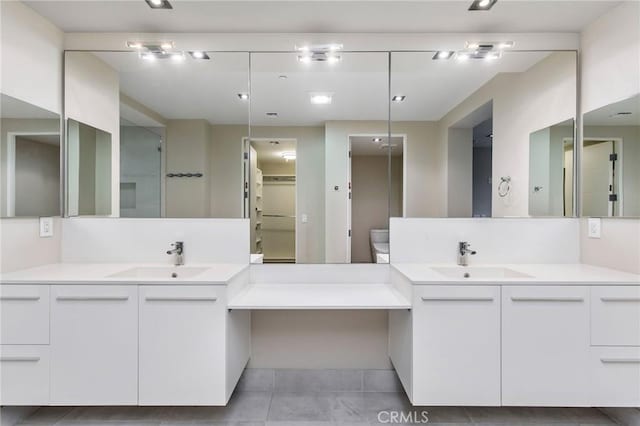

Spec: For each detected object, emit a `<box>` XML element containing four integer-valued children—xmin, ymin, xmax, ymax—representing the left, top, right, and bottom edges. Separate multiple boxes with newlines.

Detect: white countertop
<box><xmin>228</xmin><ymin>283</ymin><xmax>411</xmax><ymax>310</ymax></box>
<box><xmin>393</xmin><ymin>263</ymin><xmax>640</xmax><ymax>285</ymax></box>
<box><xmin>0</xmin><ymin>263</ymin><xmax>248</xmax><ymax>285</ymax></box>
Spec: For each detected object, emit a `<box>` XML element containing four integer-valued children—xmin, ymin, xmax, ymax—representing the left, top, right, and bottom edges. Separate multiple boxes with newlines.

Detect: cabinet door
<box><xmin>502</xmin><ymin>286</ymin><xmax>589</xmax><ymax>406</ymax></box>
<box><xmin>51</xmin><ymin>285</ymin><xmax>138</xmax><ymax>405</ymax></box>
<box><xmin>591</xmin><ymin>286</ymin><xmax>640</xmax><ymax>346</ymax></box>
<box><xmin>413</xmin><ymin>285</ymin><xmax>501</xmax><ymax>406</ymax></box>
<box><xmin>139</xmin><ymin>286</ymin><xmax>225</xmax><ymax>405</ymax></box>
<box><xmin>590</xmin><ymin>346</ymin><xmax>640</xmax><ymax>407</ymax></box>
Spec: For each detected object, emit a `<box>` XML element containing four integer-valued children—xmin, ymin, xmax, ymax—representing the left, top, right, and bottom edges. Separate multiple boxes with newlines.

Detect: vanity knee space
<box><xmin>396</xmin><ymin>284</ymin><xmax>640</xmax><ymax>407</ymax></box>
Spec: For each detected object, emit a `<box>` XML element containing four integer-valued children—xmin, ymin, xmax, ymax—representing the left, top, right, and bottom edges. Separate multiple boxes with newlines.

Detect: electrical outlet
<box><xmin>588</xmin><ymin>217</ymin><xmax>601</xmax><ymax>239</ymax></box>
<box><xmin>39</xmin><ymin>217</ymin><xmax>54</xmax><ymax>238</ymax></box>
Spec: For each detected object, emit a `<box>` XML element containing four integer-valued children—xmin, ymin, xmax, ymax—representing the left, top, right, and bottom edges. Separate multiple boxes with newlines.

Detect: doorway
<box><xmin>582</xmin><ymin>138</ymin><xmax>623</xmax><ymax>217</ymax></box>
<box><xmin>248</xmin><ymin>138</ymin><xmax>297</xmax><ymax>263</ymax></box>
<box><xmin>348</xmin><ymin>135</ymin><xmax>404</xmax><ymax>263</ymax></box>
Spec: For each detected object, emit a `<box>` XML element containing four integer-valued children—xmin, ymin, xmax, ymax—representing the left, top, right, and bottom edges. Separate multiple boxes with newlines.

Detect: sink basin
<box><xmin>108</xmin><ymin>267</ymin><xmax>208</xmax><ymax>280</ymax></box>
<box><xmin>431</xmin><ymin>266</ymin><xmax>532</xmax><ymax>280</ymax></box>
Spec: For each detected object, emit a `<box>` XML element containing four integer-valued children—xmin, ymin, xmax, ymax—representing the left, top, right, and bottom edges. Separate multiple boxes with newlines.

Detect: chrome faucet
<box><xmin>457</xmin><ymin>241</ymin><xmax>476</xmax><ymax>266</ymax></box>
<box><xmin>166</xmin><ymin>241</ymin><xmax>184</xmax><ymax>266</ymax></box>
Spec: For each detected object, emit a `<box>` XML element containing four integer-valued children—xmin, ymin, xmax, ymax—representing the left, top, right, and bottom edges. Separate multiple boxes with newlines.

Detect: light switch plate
<box><xmin>39</xmin><ymin>217</ymin><xmax>54</xmax><ymax>238</ymax></box>
<box><xmin>588</xmin><ymin>217</ymin><xmax>601</xmax><ymax>239</ymax></box>
<box><xmin>301</xmin><ymin>214</ymin><xmax>308</xmax><ymax>224</ymax></box>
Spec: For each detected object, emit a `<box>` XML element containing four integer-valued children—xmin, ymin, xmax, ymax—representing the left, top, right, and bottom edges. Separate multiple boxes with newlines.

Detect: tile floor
<box><xmin>18</xmin><ymin>392</ymin><xmax>619</xmax><ymax>425</ymax></box>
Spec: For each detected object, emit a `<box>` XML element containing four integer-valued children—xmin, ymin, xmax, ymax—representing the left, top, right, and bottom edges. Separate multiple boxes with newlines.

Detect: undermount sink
<box><xmin>108</xmin><ymin>266</ymin><xmax>208</xmax><ymax>279</ymax></box>
<box><xmin>431</xmin><ymin>266</ymin><xmax>532</xmax><ymax>280</ymax></box>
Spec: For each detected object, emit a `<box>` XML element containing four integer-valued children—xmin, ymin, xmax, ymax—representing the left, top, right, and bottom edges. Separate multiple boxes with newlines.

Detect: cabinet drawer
<box><xmin>0</xmin><ymin>285</ymin><xmax>49</xmax><ymax>344</ymax></box>
<box><xmin>591</xmin><ymin>286</ymin><xmax>640</xmax><ymax>346</ymax></box>
<box><xmin>590</xmin><ymin>347</ymin><xmax>640</xmax><ymax>407</ymax></box>
<box><xmin>0</xmin><ymin>345</ymin><xmax>50</xmax><ymax>405</ymax></box>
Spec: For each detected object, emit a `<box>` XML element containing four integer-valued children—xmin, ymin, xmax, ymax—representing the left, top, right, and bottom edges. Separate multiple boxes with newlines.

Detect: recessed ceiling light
<box><xmin>280</xmin><ymin>151</ymin><xmax>296</xmax><ymax>161</ymax></box>
<box><xmin>266</xmin><ymin>112</ymin><xmax>278</xmax><ymax>117</ymax></box>
<box><xmin>466</xmin><ymin>41</ymin><xmax>514</xmax><ymax>50</ymax></box>
<box><xmin>145</xmin><ymin>0</ymin><xmax>172</xmax><ymax>9</ymax></box>
<box><xmin>298</xmin><ymin>52</ymin><xmax>341</xmax><ymax>63</ymax></box>
<box><xmin>457</xmin><ymin>52</ymin><xmax>470</xmax><ymax>61</ymax></box>
<box><xmin>188</xmin><ymin>51</ymin><xmax>210</xmax><ymax>60</ymax></box>
<box><xmin>497</xmin><ymin>41</ymin><xmax>515</xmax><ymax>49</ymax></box>
<box><xmin>295</xmin><ymin>43</ymin><xmax>343</xmax><ymax>53</ymax></box>
<box><xmin>237</xmin><ymin>93</ymin><xmax>249</xmax><ymax>100</ymax></box>
<box><xmin>392</xmin><ymin>95</ymin><xmax>406</xmax><ymax>103</ymax></box>
<box><xmin>433</xmin><ymin>51</ymin><xmax>454</xmax><ymax>60</ymax></box>
<box><xmin>140</xmin><ymin>52</ymin><xmax>156</xmax><ymax>61</ymax></box>
<box><xmin>310</xmin><ymin>93</ymin><xmax>333</xmax><ymax>105</ymax></box>
<box><xmin>485</xmin><ymin>51</ymin><xmax>501</xmax><ymax>60</ymax></box>
<box><xmin>298</xmin><ymin>55</ymin><xmax>312</xmax><ymax>64</ymax></box>
<box><xmin>373</xmin><ymin>137</ymin><xmax>383</xmax><ymax>143</ymax></box>
<box><xmin>170</xmin><ymin>52</ymin><xmax>185</xmax><ymax>61</ymax></box>
<box><xmin>468</xmin><ymin>0</ymin><xmax>497</xmax><ymax>10</ymax></box>
<box><xmin>269</xmin><ymin>140</ymin><xmax>280</xmax><ymax>145</ymax></box>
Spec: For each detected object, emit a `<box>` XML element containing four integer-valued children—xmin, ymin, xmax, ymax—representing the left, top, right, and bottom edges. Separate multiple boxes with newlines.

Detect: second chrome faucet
<box><xmin>167</xmin><ymin>241</ymin><xmax>184</xmax><ymax>266</ymax></box>
<box><xmin>457</xmin><ymin>241</ymin><xmax>477</xmax><ymax>266</ymax></box>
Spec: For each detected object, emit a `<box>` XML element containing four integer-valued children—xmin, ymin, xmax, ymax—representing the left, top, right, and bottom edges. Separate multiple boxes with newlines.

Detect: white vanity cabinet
<box><xmin>502</xmin><ymin>286</ymin><xmax>590</xmax><ymax>406</ymax></box>
<box><xmin>50</xmin><ymin>285</ymin><xmax>138</xmax><ymax>405</ymax></box>
<box><xmin>138</xmin><ymin>285</ymin><xmax>226</xmax><ymax>405</ymax></box>
<box><xmin>412</xmin><ymin>285</ymin><xmax>501</xmax><ymax>406</ymax></box>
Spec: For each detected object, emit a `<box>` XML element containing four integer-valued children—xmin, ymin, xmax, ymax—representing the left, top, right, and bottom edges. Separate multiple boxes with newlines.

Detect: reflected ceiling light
<box><xmin>295</xmin><ymin>43</ymin><xmax>343</xmax><ymax>52</ymax></box>
<box><xmin>298</xmin><ymin>55</ymin><xmax>312</xmax><ymax>64</ymax></box>
<box><xmin>279</xmin><ymin>75</ymin><xmax>288</xmax><ymax>80</ymax></box>
<box><xmin>281</xmin><ymin>151</ymin><xmax>296</xmax><ymax>161</ymax></box>
<box><xmin>485</xmin><ymin>51</ymin><xmax>501</xmax><ymax>60</ymax></box>
<box><xmin>145</xmin><ymin>0</ymin><xmax>173</xmax><ymax>9</ymax></box>
<box><xmin>127</xmin><ymin>41</ymin><xmax>175</xmax><ymax>50</ymax></box>
<box><xmin>310</xmin><ymin>93</ymin><xmax>333</xmax><ymax>105</ymax></box>
<box><xmin>373</xmin><ymin>137</ymin><xmax>383</xmax><ymax>143</ymax></box>
<box><xmin>126</xmin><ymin>41</ymin><xmax>143</xmax><ymax>49</ymax></box>
<box><xmin>433</xmin><ymin>51</ymin><xmax>454</xmax><ymax>60</ymax></box>
<box><xmin>465</xmin><ymin>41</ymin><xmax>514</xmax><ymax>50</ymax></box>
<box><xmin>160</xmin><ymin>42</ymin><xmax>174</xmax><ymax>50</ymax></box>
<box><xmin>237</xmin><ymin>93</ymin><xmax>249</xmax><ymax>100</ymax></box>
<box><xmin>468</xmin><ymin>0</ymin><xmax>497</xmax><ymax>10</ymax></box>
<box><xmin>392</xmin><ymin>95</ymin><xmax>406</xmax><ymax>103</ymax></box>
<box><xmin>188</xmin><ymin>51</ymin><xmax>210</xmax><ymax>60</ymax></box>
<box><xmin>170</xmin><ymin>52</ymin><xmax>185</xmax><ymax>61</ymax></box>
<box><xmin>297</xmin><ymin>52</ymin><xmax>341</xmax><ymax>63</ymax></box>
<box><xmin>497</xmin><ymin>41</ymin><xmax>515</xmax><ymax>49</ymax></box>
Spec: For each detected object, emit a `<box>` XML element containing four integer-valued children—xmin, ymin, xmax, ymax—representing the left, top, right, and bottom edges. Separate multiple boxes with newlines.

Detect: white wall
<box><xmin>0</xmin><ymin>217</ymin><xmax>62</xmax><ymax>273</ymax></box>
<box><xmin>390</xmin><ymin>217</ymin><xmax>580</xmax><ymax>264</ymax></box>
<box><xmin>65</xmin><ymin>51</ymin><xmax>120</xmax><ymax>216</ymax></box>
<box><xmin>0</xmin><ymin>1</ymin><xmax>63</xmax><ymax>114</ymax></box>
<box><xmin>579</xmin><ymin>1</ymin><xmax>640</xmax><ymax>273</ymax></box>
<box><xmin>61</xmin><ymin>217</ymin><xmax>249</xmax><ymax>264</ymax></box>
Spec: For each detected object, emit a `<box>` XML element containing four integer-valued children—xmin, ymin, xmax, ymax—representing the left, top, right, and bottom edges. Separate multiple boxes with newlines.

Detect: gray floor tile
<box><xmin>268</xmin><ymin>393</ymin><xmax>332</xmax><ymax>422</ymax></box>
<box><xmin>413</xmin><ymin>406</ymin><xmax>471</xmax><ymax>423</ymax></box>
<box><xmin>212</xmin><ymin>392</ymin><xmax>272</xmax><ymax>422</ymax></box>
<box><xmin>238</xmin><ymin>369</ymin><xmax>275</xmax><ymax>392</ymax></box>
<box><xmin>57</xmin><ymin>406</ymin><xmax>172</xmax><ymax>423</ymax></box>
<box><xmin>19</xmin><ymin>407</ymin><xmax>75</xmax><ymax>424</ymax></box>
<box><xmin>362</xmin><ymin>392</ymin><xmax>414</xmax><ymax>424</ymax></box>
<box><xmin>327</xmin><ymin>393</ymin><xmax>367</xmax><ymax>423</ymax></box>
<box><xmin>274</xmin><ymin>370</ymin><xmax>363</xmax><ymax>393</ymax></box>
<box><xmin>363</xmin><ymin>370</ymin><xmax>404</xmax><ymax>393</ymax></box>
<box><xmin>464</xmin><ymin>406</ymin><xmax>615</xmax><ymax>424</ymax></box>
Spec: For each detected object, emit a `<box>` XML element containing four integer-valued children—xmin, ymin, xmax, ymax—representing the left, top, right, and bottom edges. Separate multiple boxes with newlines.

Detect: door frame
<box><xmin>583</xmin><ymin>137</ymin><xmax>624</xmax><ymax>216</ymax></box>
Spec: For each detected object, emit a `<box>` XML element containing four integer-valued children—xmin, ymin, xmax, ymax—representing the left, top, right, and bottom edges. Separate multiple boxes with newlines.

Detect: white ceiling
<box><xmin>251</xmin><ymin>138</ymin><xmax>297</xmax><ymax>164</ymax></box>
<box><xmin>1</xmin><ymin>94</ymin><xmax>59</xmax><ymax>119</ymax></box>
<box><xmin>24</xmin><ymin>1</ymin><xmax>618</xmax><ymax>33</ymax></box>
<box><xmin>17</xmin><ymin>134</ymin><xmax>61</xmax><ymax>146</ymax></box>
<box><xmin>584</xmin><ymin>94</ymin><xmax>640</xmax><ymax>126</ymax></box>
<box><xmin>93</xmin><ymin>50</ymin><xmax>557</xmax><ymax>127</ymax></box>
<box><xmin>350</xmin><ymin>136</ymin><xmax>404</xmax><ymax>156</ymax></box>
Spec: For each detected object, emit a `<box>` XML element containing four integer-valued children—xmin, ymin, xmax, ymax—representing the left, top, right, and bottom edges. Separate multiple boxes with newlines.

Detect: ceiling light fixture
<box><xmin>465</xmin><ymin>41</ymin><xmax>514</xmax><ymax>50</ymax></box>
<box><xmin>145</xmin><ymin>0</ymin><xmax>173</xmax><ymax>9</ymax></box>
<box><xmin>126</xmin><ymin>41</ymin><xmax>143</xmax><ymax>49</ymax></box>
<box><xmin>296</xmin><ymin>43</ymin><xmax>343</xmax><ymax>64</ymax></box>
<box><xmin>160</xmin><ymin>42</ymin><xmax>174</xmax><ymax>50</ymax></box>
<box><xmin>266</xmin><ymin>112</ymin><xmax>278</xmax><ymax>117</ymax></box>
<box><xmin>433</xmin><ymin>51</ymin><xmax>454</xmax><ymax>60</ymax></box>
<box><xmin>373</xmin><ymin>137</ymin><xmax>383</xmax><ymax>143</ymax></box>
<box><xmin>188</xmin><ymin>51</ymin><xmax>210</xmax><ymax>60</ymax></box>
<box><xmin>237</xmin><ymin>93</ymin><xmax>249</xmax><ymax>100</ymax></box>
<box><xmin>310</xmin><ymin>93</ymin><xmax>333</xmax><ymax>105</ymax></box>
<box><xmin>468</xmin><ymin>0</ymin><xmax>497</xmax><ymax>11</ymax></box>
<box><xmin>278</xmin><ymin>75</ymin><xmax>288</xmax><ymax>80</ymax></box>
<box><xmin>392</xmin><ymin>95</ymin><xmax>406</xmax><ymax>103</ymax></box>
<box><xmin>170</xmin><ymin>52</ymin><xmax>185</xmax><ymax>61</ymax></box>
<box><xmin>281</xmin><ymin>151</ymin><xmax>296</xmax><ymax>161</ymax></box>
<box><xmin>140</xmin><ymin>52</ymin><xmax>157</xmax><ymax>61</ymax></box>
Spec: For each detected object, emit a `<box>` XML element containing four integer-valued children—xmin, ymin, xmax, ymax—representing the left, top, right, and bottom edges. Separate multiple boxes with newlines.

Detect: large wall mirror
<box><xmin>390</xmin><ymin>50</ymin><xmax>577</xmax><ymax>218</ymax></box>
<box><xmin>1</xmin><ymin>93</ymin><xmax>61</xmax><ymax>218</ymax></box>
<box><xmin>582</xmin><ymin>93</ymin><xmax>639</xmax><ymax>217</ymax></box>
<box><xmin>249</xmin><ymin>52</ymin><xmax>390</xmax><ymax>264</ymax></box>
<box><xmin>64</xmin><ymin>50</ymin><xmax>250</xmax><ymax>218</ymax></box>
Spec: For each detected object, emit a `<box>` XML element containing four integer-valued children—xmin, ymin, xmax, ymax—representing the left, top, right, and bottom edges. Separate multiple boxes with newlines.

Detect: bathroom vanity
<box><xmin>389</xmin><ymin>263</ymin><xmax>640</xmax><ymax>408</ymax></box>
<box><xmin>0</xmin><ymin>263</ymin><xmax>250</xmax><ymax>406</ymax></box>
<box><xmin>2</xmin><ymin>260</ymin><xmax>638</xmax><ymax>408</ymax></box>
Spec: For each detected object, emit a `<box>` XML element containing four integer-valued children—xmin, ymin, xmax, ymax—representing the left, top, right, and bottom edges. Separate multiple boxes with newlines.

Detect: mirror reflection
<box><xmin>1</xmin><ymin>93</ymin><xmax>61</xmax><ymax>218</ymax></box>
<box><xmin>249</xmin><ymin>52</ymin><xmax>389</xmax><ymax>264</ymax></box>
<box><xmin>582</xmin><ymin>93</ymin><xmax>640</xmax><ymax>217</ymax></box>
<box><xmin>390</xmin><ymin>50</ymin><xmax>577</xmax><ymax>218</ymax></box>
<box><xmin>67</xmin><ymin>119</ymin><xmax>112</xmax><ymax>216</ymax></box>
<box><xmin>528</xmin><ymin>119</ymin><xmax>575</xmax><ymax>217</ymax></box>
<box><xmin>64</xmin><ymin>50</ymin><xmax>250</xmax><ymax>218</ymax></box>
